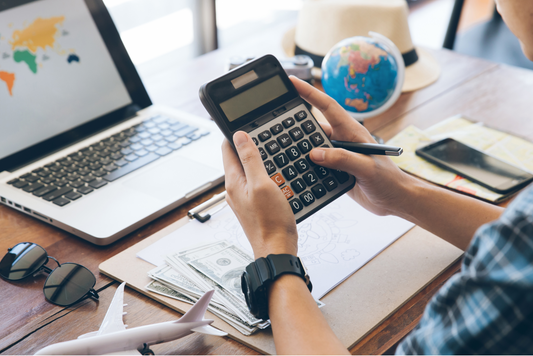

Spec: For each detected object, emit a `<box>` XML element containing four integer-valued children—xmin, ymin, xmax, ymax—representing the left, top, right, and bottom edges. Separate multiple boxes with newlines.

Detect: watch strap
<box><xmin>266</xmin><ymin>254</ymin><xmax>312</xmax><ymax>292</ymax></box>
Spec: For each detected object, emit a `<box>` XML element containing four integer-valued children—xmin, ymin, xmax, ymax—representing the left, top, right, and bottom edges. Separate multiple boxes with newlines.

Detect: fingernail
<box><xmin>233</xmin><ymin>131</ymin><xmax>248</xmax><ymax>148</ymax></box>
<box><xmin>311</xmin><ymin>149</ymin><xmax>325</xmax><ymax>162</ymax></box>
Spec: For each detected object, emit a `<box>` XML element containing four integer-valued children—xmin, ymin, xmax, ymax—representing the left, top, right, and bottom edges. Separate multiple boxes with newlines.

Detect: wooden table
<box><xmin>2</xmin><ymin>21</ymin><xmax>533</xmax><ymax>355</ymax></box>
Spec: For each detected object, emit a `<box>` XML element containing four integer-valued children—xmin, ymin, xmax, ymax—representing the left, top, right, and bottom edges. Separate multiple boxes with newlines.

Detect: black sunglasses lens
<box><xmin>43</xmin><ymin>263</ymin><xmax>96</xmax><ymax>306</ymax></box>
<box><xmin>0</xmin><ymin>242</ymin><xmax>48</xmax><ymax>281</ymax></box>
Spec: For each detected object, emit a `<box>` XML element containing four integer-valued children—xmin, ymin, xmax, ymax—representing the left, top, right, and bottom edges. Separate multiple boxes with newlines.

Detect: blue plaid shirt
<box><xmin>397</xmin><ymin>185</ymin><xmax>533</xmax><ymax>354</ymax></box>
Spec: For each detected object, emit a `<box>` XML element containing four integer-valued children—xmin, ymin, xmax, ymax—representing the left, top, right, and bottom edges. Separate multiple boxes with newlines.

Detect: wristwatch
<box><xmin>241</xmin><ymin>254</ymin><xmax>312</xmax><ymax>320</ymax></box>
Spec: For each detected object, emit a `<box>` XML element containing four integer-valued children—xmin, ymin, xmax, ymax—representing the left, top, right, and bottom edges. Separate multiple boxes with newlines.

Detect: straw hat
<box><xmin>282</xmin><ymin>0</ymin><xmax>441</xmax><ymax>92</ymax></box>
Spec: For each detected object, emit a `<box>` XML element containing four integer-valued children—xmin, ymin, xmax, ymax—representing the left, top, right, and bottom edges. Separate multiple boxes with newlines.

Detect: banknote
<box><xmin>145</xmin><ymin>280</ymin><xmax>195</xmax><ymax>304</ymax></box>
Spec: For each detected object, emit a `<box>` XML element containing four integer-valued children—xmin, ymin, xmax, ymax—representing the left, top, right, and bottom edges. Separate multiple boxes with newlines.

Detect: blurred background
<box><xmin>102</xmin><ymin>0</ymin><xmax>530</xmax><ymax>85</ymax></box>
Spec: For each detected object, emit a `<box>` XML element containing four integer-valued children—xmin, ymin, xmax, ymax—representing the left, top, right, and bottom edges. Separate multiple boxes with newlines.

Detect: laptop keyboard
<box><xmin>6</xmin><ymin>115</ymin><xmax>209</xmax><ymax>207</ymax></box>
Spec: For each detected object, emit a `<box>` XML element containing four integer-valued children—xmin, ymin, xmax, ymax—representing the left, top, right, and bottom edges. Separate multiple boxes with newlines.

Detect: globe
<box><xmin>321</xmin><ymin>33</ymin><xmax>405</xmax><ymax>120</ymax></box>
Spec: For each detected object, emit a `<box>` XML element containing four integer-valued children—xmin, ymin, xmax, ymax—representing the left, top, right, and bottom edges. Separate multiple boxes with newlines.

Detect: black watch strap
<box><xmin>265</xmin><ymin>254</ymin><xmax>312</xmax><ymax>292</ymax></box>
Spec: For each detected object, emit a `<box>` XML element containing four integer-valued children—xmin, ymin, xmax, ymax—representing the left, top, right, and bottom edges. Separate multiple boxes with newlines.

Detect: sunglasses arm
<box><xmin>88</xmin><ymin>289</ymin><xmax>100</xmax><ymax>301</ymax></box>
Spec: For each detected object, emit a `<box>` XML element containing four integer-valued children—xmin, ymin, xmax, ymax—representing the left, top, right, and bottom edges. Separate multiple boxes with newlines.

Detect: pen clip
<box><xmin>187</xmin><ymin>192</ymin><xmax>227</xmax><ymax>223</ymax></box>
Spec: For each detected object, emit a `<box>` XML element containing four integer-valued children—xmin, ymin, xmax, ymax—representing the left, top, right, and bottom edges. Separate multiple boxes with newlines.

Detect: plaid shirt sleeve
<box><xmin>396</xmin><ymin>185</ymin><xmax>533</xmax><ymax>355</ymax></box>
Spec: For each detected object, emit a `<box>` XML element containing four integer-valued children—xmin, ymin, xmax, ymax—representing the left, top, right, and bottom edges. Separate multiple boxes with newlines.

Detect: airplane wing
<box><xmin>96</xmin><ymin>282</ymin><xmax>128</xmax><ymax>335</ymax></box>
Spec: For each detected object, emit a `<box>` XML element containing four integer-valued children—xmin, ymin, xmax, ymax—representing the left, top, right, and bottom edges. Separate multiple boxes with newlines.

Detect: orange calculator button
<box><xmin>271</xmin><ymin>173</ymin><xmax>285</xmax><ymax>186</ymax></box>
<box><xmin>281</xmin><ymin>186</ymin><xmax>294</xmax><ymax>199</ymax></box>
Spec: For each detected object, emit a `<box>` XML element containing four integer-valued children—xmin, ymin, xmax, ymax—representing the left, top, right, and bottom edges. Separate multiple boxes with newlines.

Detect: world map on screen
<box><xmin>0</xmin><ymin>16</ymin><xmax>80</xmax><ymax>96</ymax></box>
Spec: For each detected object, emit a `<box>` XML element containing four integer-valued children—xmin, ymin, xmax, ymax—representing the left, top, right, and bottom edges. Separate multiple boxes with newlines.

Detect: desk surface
<box><xmin>2</xmin><ymin>21</ymin><xmax>533</xmax><ymax>355</ymax></box>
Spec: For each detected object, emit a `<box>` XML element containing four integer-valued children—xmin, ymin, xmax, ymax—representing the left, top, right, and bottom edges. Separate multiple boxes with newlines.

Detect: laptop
<box><xmin>0</xmin><ymin>0</ymin><xmax>225</xmax><ymax>245</ymax></box>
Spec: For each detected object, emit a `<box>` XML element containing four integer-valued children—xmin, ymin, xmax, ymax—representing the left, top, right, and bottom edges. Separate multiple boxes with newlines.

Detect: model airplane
<box><xmin>35</xmin><ymin>282</ymin><xmax>227</xmax><ymax>355</ymax></box>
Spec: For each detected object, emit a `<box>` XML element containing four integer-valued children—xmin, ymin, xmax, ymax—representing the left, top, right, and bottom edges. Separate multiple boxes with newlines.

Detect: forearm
<box><xmin>397</xmin><ymin>176</ymin><xmax>504</xmax><ymax>250</ymax></box>
<box><xmin>268</xmin><ymin>274</ymin><xmax>349</xmax><ymax>355</ymax></box>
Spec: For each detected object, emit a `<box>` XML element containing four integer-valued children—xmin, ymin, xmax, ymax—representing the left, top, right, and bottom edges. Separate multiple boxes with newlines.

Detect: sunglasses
<box><xmin>0</xmin><ymin>242</ymin><xmax>99</xmax><ymax>306</ymax></box>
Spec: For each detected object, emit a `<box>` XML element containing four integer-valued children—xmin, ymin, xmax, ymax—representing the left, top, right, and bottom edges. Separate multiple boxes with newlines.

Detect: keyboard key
<box><xmin>13</xmin><ymin>180</ymin><xmax>29</xmax><ymax>189</ymax></box>
<box><xmin>53</xmin><ymin>171</ymin><xmax>67</xmax><ymax>179</ymax></box>
<box><xmin>49</xmin><ymin>164</ymin><xmax>62</xmax><ymax>172</ymax></box>
<box><xmin>297</xmin><ymin>139</ymin><xmax>312</xmax><ymax>154</ymax></box>
<box><xmin>152</xmin><ymin>134</ymin><xmax>164</xmax><ymax>142</ymax></box>
<box><xmin>281</xmin><ymin>165</ymin><xmax>298</xmax><ymax>181</ymax></box>
<box><xmin>20</xmin><ymin>173</ymin><xmax>32</xmax><ymax>179</ymax></box>
<box><xmin>148</xmin><ymin>127</ymin><xmax>161</xmax><ymax>135</ymax></box>
<box><xmin>301</xmin><ymin>120</ymin><xmax>316</xmax><ymax>134</ymax></box>
<box><xmin>175</xmin><ymin>126</ymin><xmax>197</xmax><ymax>137</ymax></box>
<box><xmin>305</xmin><ymin>154</ymin><xmax>317</xmax><ymax>167</ymax></box>
<box><xmin>23</xmin><ymin>183</ymin><xmax>44</xmax><ymax>193</ymax></box>
<box><xmin>103</xmin><ymin>153</ymin><xmax>160</xmax><ymax>182</ymax></box>
<box><xmin>160</xmin><ymin>129</ymin><xmax>173</xmax><ymax>137</ymax></box>
<box><xmin>299</xmin><ymin>191</ymin><xmax>315</xmax><ymax>206</ymax></box>
<box><xmin>67</xmin><ymin>173</ymin><xmax>80</xmax><ymax>181</ymax></box>
<box><xmin>129</xmin><ymin>136</ymin><xmax>141</xmax><ymax>143</ymax></box>
<box><xmin>43</xmin><ymin>186</ymin><xmax>73</xmax><ymax>201</ymax></box>
<box><xmin>187</xmin><ymin>132</ymin><xmax>202</xmax><ymax>141</ymax></box>
<box><xmin>289</xmin><ymin>198</ymin><xmax>304</xmax><ymax>213</ymax></box>
<box><xmin>25</xmin><ymin>175</ymin><xmax>40</xmax><ymax>183</ymax></box>
<box><xmin>78</xmin><ymin>186</ymin><xmax>94</xmax><ymax>195</ymax></box>
<box><xmin>295</xmin><ymin>110</ymin><xmax>307</xmax><ymax>122</ymax></box>
<box><xmin>273</xmin><ymin>153</ymin><xmax>289</xmax><ymax>168</ymax></box>
<box><xmin>302</xmin><ymin>171</ymin><xmax>319</xmax><ymax>186</ymax></box>
<box><xmin>168</xmin><ymin>142</ymin><xmax>183</xmax><ymax>150</ymax></box>
<box><xmin>323</xmin><ymin>177</ymin><xmax>338</xmax><ymax>191</ymax></box>
<box><xmin>138</xmin><ymin>132</ymin><xmax>151</xmax><ymax>139</ymax></box>
<box><xmin>265</xmin><ymin>140</ymin><xmax>281</xmax><ymax>155</ymax></box>
<box><xmin>259</xmin><ymin>147</ymin><xmax>267</xmax><ymax>161</ymax></box>
<box><xmin>311</xmin><ymin>184</ymin><xmax>327</xmax><ymax>199</ymax></box>
<box><xmin>52</xmin><ymin>197</ymin><xmax>70</xmax><ymax>207</ymax></box>
<box><xmin>170</xmin><ymin>123</ymin><xmax>188</xmax><ymax>132</ymax></box>
<box><xmin>89</xmin><ymin>163</ymin><xmax>102</xmax><ymax>171</ymax></box>
<box><xmin>309</xmin><ymin>132</ymin><xmax>325</xmax><ymax>147</ymax></box>
<box><xmin>70</xmin><ymin>180</ymin><xmax>85</xmax><ymax>188</ymax></box>
<box><xmin>294</xmin><ymin>159</ymin><xmax>310</xmax><ymax>173</ymax></box>
<box><xmin>165</xmin><ymin>135</ymin><xmax>178</xmax><ymax>142</ymax></box>
<box><xmin>33</xmin><ymin>185</ymin><xmax>57</xmax><ymax>197</ymax></box>
<box><xmin>155</xmin><ymin>147</ymin><xmax>172</xmax><ymax>156</ymax></box>
<box><xmin>332</xmin><ymin>170</ymin><xmax>350</xmax><ymax>184</ymax></box>
<box><xmin>40</xmin><ymin>177</ymin><xmax>56</xmax><ymax>185</ymax></box>
<box><xmin>110</xmin><ymin>153</ymin><xmax>123</xmax><ymax>160</ymax></box>
<box><xmin>155</xmin><ymin>140</ymin><xmax>167</xmax><ymax>147</ymax></box>
<box><xmin>252</xmin><ymin>137</ymin><xmax>259</xmax><ymax>145</ymax></box>
<box><xmin>291</xmin><ymin>178</ymin><xmax>306</xmax><ymax>194</ymax></box>
<box><xmin>271</xmin><ymin>173</ymin><xmax>285</xmax><ymax>186</ymax></box>
<box><xmin>288</xmin><ymin>127</ymin><xmax>304</xmax><ymax>141</ymax></box>
<box><xmin>277</xmin><ymin>134</ymin><xmax>292</xmax><ymax>148</ymax></box>
<box><xmin>65</xmin><ymin>191</ymin><xmax>82</xmax><ymax>201</ymax></box>
<box><xmin>264</xmin><ymin>160</ymin><xmax>276</xmax><ymax>175</ymax></box>
<box><xmin>93</xmin><ymin>170</ymin><xmax>107</xmax><ymax>178</ymax></box>
<box><xmin>281</xmin><ymin>186</ymin><xmax>294</xmax><ymax>199</ymax></box>
<box><xmin>130</xmin><ymin>143</ymin><xmax>143</xmax><ymax>150</ymax></box>
<box><xmin>7</xmin><ymin>178</ymin><xmax>20</xmax><ymax>185</ymax></box>
<box><xmin>81</xmin><ymin>175</ymin><xmax>96</xmax><ymax>183</ymax></box>
<box><xmin>145</xmin><ymin>144</ymin><xmax>158</xmax><ymax>152</ymax></box>
<box><xmin>258</xmin><ymin>130</ymin><xmax>272</xmax><ymax>142</ymax></box>
<box><xmin>121</xmin><ymin>148</ymin><xmax>133</xmax><ymax>155</ymax></box>
<box><xmin>286</xmin><ymin>146</ymin><xmax>301</xmax><ymax>161</ymax></box>
<box><xmin>104</xmin><ymin>163</ymin><xmax>118</xmax><ymax>172</ymax></box>
<box><xmin>37</xmin><ymin>170</ymin><xmax>51</xmax><ymax>178</ymax></box>
<box><xmin>270</xmin><ymin>123</ymin><xmax>283</xmax><ymax>135</ymax></box>
<box><xmin>314</xmin><ymin>166</ymin><xmax>329</xmax><ymax>178</ymax></box>
<box><xmin>89</xmin><ymin>179</ymin><xmax>108</xmax><ymax>189</ymax></box>
<box><xmin>282</xmin><ymin>117</ymin><xmax>295</xmax><ymax>128</ymax></box>
<box><xmin>54</xmin><ymin>179</ymin><xmax>69</xmax><ymax>187</ymax></box>
<box><xmin>125</xmin><ymin>154</ymin><xmax>139</xmax><ymax>162</ymax></box>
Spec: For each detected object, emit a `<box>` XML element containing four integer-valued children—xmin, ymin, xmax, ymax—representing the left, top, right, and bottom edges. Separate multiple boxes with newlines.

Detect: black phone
<box><xmin>199</xmin><ymin>54</ymin><xmax>355</xmax><ymax>223</ymax></box>
<box><xmin>415</xmin><ymin>138</ymin><xmax>533</xmax><ymax>194</ymax></box>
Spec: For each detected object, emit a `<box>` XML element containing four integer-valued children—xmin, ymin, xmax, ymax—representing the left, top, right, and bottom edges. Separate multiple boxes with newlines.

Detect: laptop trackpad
<box><xmin>122</xmin><ymin>155</ymin><xmax>221</xmax><ymax>201</ymax></box>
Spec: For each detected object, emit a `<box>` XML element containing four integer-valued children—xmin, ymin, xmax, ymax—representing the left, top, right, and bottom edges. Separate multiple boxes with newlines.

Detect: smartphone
<box><xmin>199</xmin><ymin>54</ymin><xmax>355</xmax><ymax>223</ymax></box>
<box><xmin>416</xmin><ymin>138</ymin><xmax>533</xmax><ymax>194</ymax></box>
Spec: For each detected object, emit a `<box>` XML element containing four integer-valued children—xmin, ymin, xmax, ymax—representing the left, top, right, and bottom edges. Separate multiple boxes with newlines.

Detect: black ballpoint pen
<box><xmin>330</xmin><ymin>141</ymin><xmax>403</xmax><ymax>156</ymax></box>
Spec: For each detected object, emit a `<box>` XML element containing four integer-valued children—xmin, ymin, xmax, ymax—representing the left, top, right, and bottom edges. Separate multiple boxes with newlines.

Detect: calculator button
<box><xmin>299</xmin><ymin>191</ymin><xmax>315</xmax><ymax>206</ymax></box>
<box><xmin>270</xmin><ymin>123</ymin><xmax>283</xmax><ymax>135</ymax></box>
<box><xmin>332</xmin><ymin>169</ymin><xmax>350</xmax><ymax>184</ymax></box>
<box><xmin>265</xmin><ymin>140</ymin><xmax>281</xmax><ymax>155</ymax></box>
<box><xmin>271</xmin><ymin>173</ymin><xmax>285</xmax><ymax>186</ymax></box>
<box><xmin>301</xmin><ymin>120</ymin><xmax>316</xmax><ymax>134</ymax></box>
<box><xmin>277</xmin><ymin>134</ymin><xmax>293</xmax><ymax>148</ymax></box>
<box><xmin>286</xmin><ymin>146</ymin><xmax>301</xmax><ymax>161</ymax></box>
<box><xmin>291</xmin><ymin>178</ymin><xmax>307</xmax><ymax>193</ymax></box>
<box><xmin>252</xmin><ymin>137</ymin><xmax>259</xmax><ymax>146</ymax></box>
<box><xmin>289</xmin><ymin>127</ymin><xmax>304</xmax><ymax>141</ymax></box>
<box><xmin>294</xmin><ymin>159</ymin><xmax>310</xmax><ymax>173</ymax></box>
<box><xmin>305</xmin><ymin>154</ymin><xmax>317</xmax><ymax>167</ymax></box>
<box><xmin>274</xmin><ymin>153</ymin><xmax>289</xmax><ymax>168</ymax></box>
<box><xmin>282</xmin><ymin>165</ymin><xmax>298</xmax><ymax>181</ymax></box>
<box><xmin>309</xmin><ymin>132</ymin><xmax>325</xmax><ymax>147</ymax></box>
<box><xmin>259</xmin><ymin>147</ymin><xmax>268</xmax><ymax>161</ymax></box>
<box><xmin>323</xmin><ymin>177</ymin><xmax>338</xmax><ymax>191</ymax></box>
<box><xmin>282</xmin><ymin>117</ymin><xmax>295</xmax><ymax>128</ymax></box>
<box><xmin>314</xmin><ymin>166</ymin><xmax>329</xmax><ymax>178</ymax></box>
<box><xmin>302</xmin><ymin>171</ymin><xmax>319</xmax><ymax>186</ymax></box>
<box><xmin>281</xmin><ymin>186</ymin><xmax>294</xmax><ymax>199</ymax></box>
<box><xmin>311</xmin><ymin>184</ymin><xmax>327</xmax><ymax>199</ymax></box>
<box><xmin>258</xmin><ymin>130</ymin><xmax>272</xmax><ymax>142</ymax></box>
<box><xmin>289</xmin><ymin>198</ymin><xmax>304</xmax><ymax>214</ymax></box>
<box><xmin>264</xmin><ymin>160</ymin><xmax>276</xmax><ymax>175</ymax></box>
<box><xmin>295</xmin><ymin>110</ymin><xmax>307</xmax><ymax>122</ymax></box>
<box><xmin>297</xmin><ymin>139</ymin><xmax>312</xmax><ymax>154</ymax></box>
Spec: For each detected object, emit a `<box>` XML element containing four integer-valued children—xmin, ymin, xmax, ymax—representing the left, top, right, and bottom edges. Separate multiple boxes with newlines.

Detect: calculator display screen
<box><xmin>219</xmin><ymin>75</ymin><xmax>288</xmax><ymax>122</ymax></box>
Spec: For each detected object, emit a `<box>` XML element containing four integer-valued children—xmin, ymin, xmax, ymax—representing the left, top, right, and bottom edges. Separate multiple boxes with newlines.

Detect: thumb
<box><xmin>233</xmin><ymin>131</ymin><xmax>269</xmax><ymax>183</ymax></box>
<box><xmin>309</xmin><ymin>148</ymin><xmax>372</xmax><ymax>177</ymax></box>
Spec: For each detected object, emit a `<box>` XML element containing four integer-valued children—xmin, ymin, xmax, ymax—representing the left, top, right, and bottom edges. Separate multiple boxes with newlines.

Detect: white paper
<box><xmin>137</xmin><ymin>195</ymin><xmax>414</xmax><ymax>299</ymax></box>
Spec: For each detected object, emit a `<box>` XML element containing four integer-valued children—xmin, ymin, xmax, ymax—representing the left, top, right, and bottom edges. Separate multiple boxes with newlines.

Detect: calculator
<box><xmin>199</xmin><ymin>55</ymin><xmax>356</xmax><ymax>223</ymax></box>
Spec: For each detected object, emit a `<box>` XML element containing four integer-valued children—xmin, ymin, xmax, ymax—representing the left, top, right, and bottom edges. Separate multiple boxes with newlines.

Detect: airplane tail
<box><xmin>176</xmin><ymin>289</ymin><xmax>215</xmax><ymax>323</ymax></box>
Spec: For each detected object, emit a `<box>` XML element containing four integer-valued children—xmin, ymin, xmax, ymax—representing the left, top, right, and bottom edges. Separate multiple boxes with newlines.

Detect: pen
<box><xmin>330</xmin><ymin>141</ymin><xmax>403</xmax><ymax>156</ymax></box>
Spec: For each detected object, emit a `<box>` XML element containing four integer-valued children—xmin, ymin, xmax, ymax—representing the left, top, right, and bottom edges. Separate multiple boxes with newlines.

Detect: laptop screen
<box><xmin>0</xmin><ymin>0</ymin><xmax>150</xmax><ymax>171</ymax></box>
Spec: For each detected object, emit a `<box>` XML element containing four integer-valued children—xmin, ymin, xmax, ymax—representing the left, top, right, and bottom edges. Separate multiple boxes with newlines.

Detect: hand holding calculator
<box><xmin>200</xmin><ymin>55</ymin><xmax>356</xmax><ymax>223</ymax></box>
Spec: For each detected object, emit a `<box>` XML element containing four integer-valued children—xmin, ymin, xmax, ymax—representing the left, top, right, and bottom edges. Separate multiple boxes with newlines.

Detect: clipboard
<box><xmin>99</xmin><ymin>193</ymin><xmax>463</xmax><ymax>354</ymax></box>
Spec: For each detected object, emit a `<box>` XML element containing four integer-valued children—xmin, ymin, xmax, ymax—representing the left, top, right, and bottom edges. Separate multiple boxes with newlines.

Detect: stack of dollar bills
<box><xmin>146</xmin><ymin>240</ymin><xmax>270</xmax><ymax>335</ymax></box>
